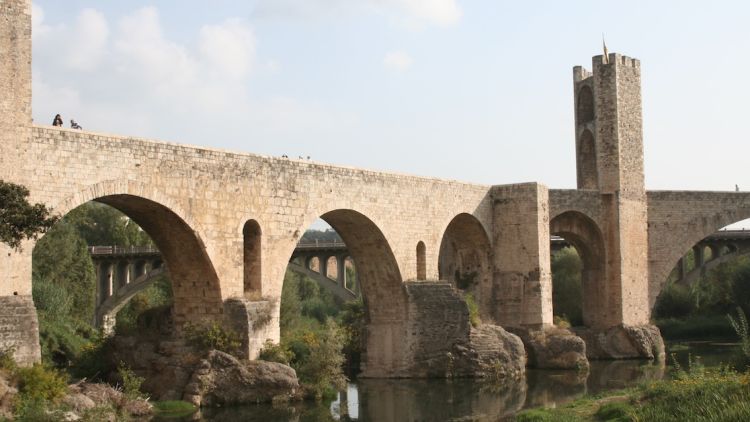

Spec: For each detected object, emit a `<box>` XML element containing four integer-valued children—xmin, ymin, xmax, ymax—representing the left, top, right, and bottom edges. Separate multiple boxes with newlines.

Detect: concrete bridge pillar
<box><xmin>693</xmin><ymin>245</ymin><xmax>705</xmax><ymax>268</ymax></box>
<box><xmin>99</xmin><ymin>262</ymin><xmax>114</xmax><ymax>306</ymax></box>
<box><xmin>336</xmin><ymin>254</ymin><xmax>347</xmax><ymax>288</ymax></box>
<box><xmin>319</xmin><ymin>255</ymin><xmax>329</xmax><ymax>279</ymax></box>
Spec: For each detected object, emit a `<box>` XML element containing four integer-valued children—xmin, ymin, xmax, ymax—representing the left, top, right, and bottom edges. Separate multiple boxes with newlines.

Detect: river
<box><xmin>161</xmin><ymin>341</ymin><xmax>740</xmax><ymax>421</ymax></box>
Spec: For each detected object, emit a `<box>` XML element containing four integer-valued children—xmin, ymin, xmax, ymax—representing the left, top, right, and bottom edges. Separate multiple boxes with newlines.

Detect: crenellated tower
<box><xmin>0</xmin><ymin>0</ymin><xmax>33</xmax><ymax>182</ymax></box>
<box><xmin>572</xmin><ymin>53</ymin><xmax>650</xmax><ymax>328</ymax></box>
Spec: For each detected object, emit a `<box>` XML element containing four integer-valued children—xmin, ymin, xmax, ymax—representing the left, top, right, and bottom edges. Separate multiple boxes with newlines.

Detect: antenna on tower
<box><xmin>602</xmin><ymin>34</ymin><xmax>609</xmax><ymax>64</ymax></box>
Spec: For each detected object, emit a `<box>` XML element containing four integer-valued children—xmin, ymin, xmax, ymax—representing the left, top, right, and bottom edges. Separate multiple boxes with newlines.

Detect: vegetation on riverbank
<box><xmin>517</xmin><ymin>361</ymin><xmax>750</xmax><ymax>421</ymax></box>
<box><xmin>260</xmin><ymin>270</ymin><xmax>361</xmax><ymax>399</ymax></box>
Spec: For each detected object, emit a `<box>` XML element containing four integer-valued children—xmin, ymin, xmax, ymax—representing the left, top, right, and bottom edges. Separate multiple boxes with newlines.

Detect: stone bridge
<box><xmin>3</xmin><ymin>1</ymin><xmax>750</xmax><ymax>374</ymax></box>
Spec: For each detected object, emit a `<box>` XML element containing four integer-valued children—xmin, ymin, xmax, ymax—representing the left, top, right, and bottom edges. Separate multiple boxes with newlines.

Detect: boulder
<box><xmin>450</xmin><ymin>324</ymin><xmax>526</xmax><ymax>379</ymax></box>
<box><xmin>575</xmin><ymin>324</ymin><xmax>665</xmax><ymax>361</ymax></box>
<box><xmin>183</xmin><ymin>350</ymin><xmax>300</xmax><ymax>407</ymax></box>
<box><xmin>511</xmin><ymin>326</ymin><xmax>589</xmax><ymax>370</ymax></box>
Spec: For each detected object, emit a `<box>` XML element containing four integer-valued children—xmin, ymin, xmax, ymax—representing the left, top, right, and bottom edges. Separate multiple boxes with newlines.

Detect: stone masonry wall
<box><xmin>647</xmin><ymin>191</ymin><xmax>750</xmax><ymax>309</ymax></box>
<box><xmin>492</xmin><ymin>183</ymin><xmax>552</xmax><ymax>329</ymax></box>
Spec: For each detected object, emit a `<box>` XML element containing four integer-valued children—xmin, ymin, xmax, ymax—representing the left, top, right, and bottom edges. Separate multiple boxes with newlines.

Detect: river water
<box><xmin>167</xmin><ymin>341</ymin><xmax>740</xmax><ymax>421</ymax></box>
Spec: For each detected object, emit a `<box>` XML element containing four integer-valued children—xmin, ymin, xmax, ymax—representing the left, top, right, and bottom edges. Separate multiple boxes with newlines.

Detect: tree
<box><xmin>0</xmin><ymin>180</ymin><xmax>58</xmax><ymax>249</ymax></box>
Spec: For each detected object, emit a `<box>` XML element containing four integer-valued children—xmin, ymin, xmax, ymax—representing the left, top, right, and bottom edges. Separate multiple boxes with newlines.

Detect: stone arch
<box><xmin>243</xmin><ymin>219</ymin><xmax>262</xmax><ymax>297</ymax></box>
<box><xmin>47</xmin><ymin>180</ymin><xmax>222</xmax><ymax>327</ymax></box>
<box><xmin>550</xmin><ymin>210</ymin><xmax>606</xmax><ymax>328</ymax></box>
<box><xmin>577</xmin><ymin>85</ymin><xmax>595</xmax><ymax>124</ymax></box>
<box><xmin>649</xmin><ymin>203</ymin><xmax>750</xmax><ymax>309</ymax></box>
<box><xmin>416</xmin><ymin>241</ymin><xmax>426</xmax><ymax>281</ymax></box>
<box><xmin>578</xmin><ymin>129</ymin><xmax>597</xmax><ymax>190</ymax></box>
<box><xmin>438</xmin><ymin>213</ymin><xmax>492</xmax><ymax>319</ymax></box>
<box><xmin>280</xmin><ymin>208</ymin><xmax>406</xmax><ymax>376</ymax></box>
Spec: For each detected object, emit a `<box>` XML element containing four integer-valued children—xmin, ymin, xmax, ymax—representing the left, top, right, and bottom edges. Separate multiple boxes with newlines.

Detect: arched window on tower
<box><xmin>577</xmin><ymin>85</ymin><xmax>595</xmax><ymax>124</ymax></box>
<box><xmin>578</xmin><ymin>129</ymin><xmax>597</xmax><ymax>190</ymax></box>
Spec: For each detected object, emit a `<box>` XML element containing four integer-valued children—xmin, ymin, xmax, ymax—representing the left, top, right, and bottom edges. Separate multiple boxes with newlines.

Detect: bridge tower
<box><xmin>572</xmin><ymin>54</ymin><xmax>650</xmax><ymax>329</ymax></box>
<box><xmin>0</xmin><ymin>0</ymin><xmax>32</xmax><ymax>182</ymax></box>
<box><xmin>0</xmin><ymin>0</ymin><xmax>41</xmax><ymax>366</ymax></box>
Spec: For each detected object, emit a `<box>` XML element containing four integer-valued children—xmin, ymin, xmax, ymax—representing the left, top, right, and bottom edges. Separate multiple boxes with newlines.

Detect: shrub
<box><xmin>296</xmin><ymin>320</ymin><xmax>347</xmax><ymax>400</ymax></box>
<box><xmin>551</xmin><ymin>247</ymin><xmax>583</xmax><ymax>326</ymax></box>
<box><xmin>464</xmin><ymin>293</ymin><xmax>480</xmax><ymax>327</ymax></box>
<box><xmin>338</xmin><ymin>299</ymin><xmax>365</xmax><ymax>370</ymax></box>
<box><xmin>183</xmin><ymin>321</ymin><xmax>243</xmax><ymax>356</ymax></box>
<box><xmin>15</xmin><ymin>364</ymin><xmax>68</xmax><ymax>403</ymax></box>
<box><xmin>728</xmin><ymin>306</ymin><xmax>750</xmax><ymax>360</ymax></box>
<box><xmin>117</xmin><ymin>362</ymin><xmax>145</xmax><ymax>399</ymax></box>
<box><xmin>258</xmin><ymin>340</ymin><xmax>294</xmax><ymax>365</ymax></box>
<box><xmin>71</xmin><ymin>334</ymin><xmax>116</xmax><ymax>381</ymax></box>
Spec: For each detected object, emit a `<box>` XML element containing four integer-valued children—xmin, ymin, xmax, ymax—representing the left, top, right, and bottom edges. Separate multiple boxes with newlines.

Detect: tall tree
<box><xmin>0</xmin><ymin>180</ymin><xmax>58</xmax><ymax>249</ymax></box>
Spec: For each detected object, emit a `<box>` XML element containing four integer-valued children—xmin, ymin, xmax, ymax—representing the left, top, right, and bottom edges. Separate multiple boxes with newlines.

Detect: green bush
<box><xmin>551</xmin><ymin>247</ymin><xmax>583</xmax><ymax>326</ymax></box>
<box><xmin>15</xmin><ymin>364</ymin><xmax>68</xmax><ymax>403</ymax></box>
<box><xmin>656</xmin><ymin>315</ymin><xmax>735</xmax><ymax>341</ymax></box>
<box><xmin>117</xmin><ymin>362</ymin><xmax>145</xmax><ymax>399</ymax></box>
<box><xmin>183</xmin><ymin>321</ymin><xmax>243</xmax><ymax>356</ymax></box>
<box><xmin>71</xmin><ymin>334</ymin><xmax>116</xmax><ymax>381</ymax></box>
<box><xmin>464</xmin><ymin>293</ymin><xmax>480</xmax><ymax>327</ymax></box>
<box><xmin>338</xmin><ymin>299</ymin><xmax>364</xmax><ymax>370</ymax></box>
<box><xmin>258</xmin><ymin>340</ymin><xmax>295</xmax><ymax>365</ymax></box>
<box><xmin>653</xmin><ymin>282</ymin><xmax>694</xmax><ymax>319</ymax></box>
<box><xmin>296</xmin><ymin>320</ymin><xmax>347</xmax><ymax>400</ymax></box>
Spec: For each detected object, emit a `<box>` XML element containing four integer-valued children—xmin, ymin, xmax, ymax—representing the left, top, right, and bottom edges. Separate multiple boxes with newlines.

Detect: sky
<box><xmin>30</xmin><ymin>1</ymin><xmax>750</xmax><ymax>193</ymax></box>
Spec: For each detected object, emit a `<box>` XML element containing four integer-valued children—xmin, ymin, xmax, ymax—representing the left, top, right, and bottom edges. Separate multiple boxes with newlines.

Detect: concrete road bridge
<box><xmin>671</xmin><ymin>230</ymin><xmax>750</xmax><ymax>286</ymax></box>
<box><xmin>90</xmin><ymin>241</ymin><xmax>361</xmax><ymax>332</ymax></box>
<box><xmin>4</xmin><ymin>1</ymin><xmax>750</xmax><ymax>374</ymax></box>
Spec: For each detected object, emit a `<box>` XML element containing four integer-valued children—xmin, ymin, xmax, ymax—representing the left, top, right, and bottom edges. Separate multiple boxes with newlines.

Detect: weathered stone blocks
<box><xmin>575</xmin><ymin>324</ymin><xmax>665</xmax><ymax>361</ymax></box>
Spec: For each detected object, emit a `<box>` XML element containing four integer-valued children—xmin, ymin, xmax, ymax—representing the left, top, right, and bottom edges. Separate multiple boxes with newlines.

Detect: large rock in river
<box><xmin>183</xmin><ymin>350</ymin><xmax>300</xmax><ymax>407</ymax></box>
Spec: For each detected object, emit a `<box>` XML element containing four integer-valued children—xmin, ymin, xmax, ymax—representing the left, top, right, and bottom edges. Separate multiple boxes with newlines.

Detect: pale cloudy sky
<box><xmin>30</xmin><ymin>1</ymin><xmax>750</xmax><ymax>192</ymax></box>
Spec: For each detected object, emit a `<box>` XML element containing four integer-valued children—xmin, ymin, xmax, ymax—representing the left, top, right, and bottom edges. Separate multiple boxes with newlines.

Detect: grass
<box><xmin>152</xmin><ymin>401</ymin><xmax>198</xmax><ymax>418</ymax></box>
<box><xmin>516</xmin><ymin>364</ymin><xmax>750</xmax><ymax>422</ymax></box>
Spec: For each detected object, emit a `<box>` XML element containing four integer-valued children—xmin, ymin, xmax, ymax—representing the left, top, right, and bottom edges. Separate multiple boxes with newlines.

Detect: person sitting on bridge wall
<box><xmin>52</xmin><ymin>114</ymin><xmax>63</xmax><ymax>127</ymax></box>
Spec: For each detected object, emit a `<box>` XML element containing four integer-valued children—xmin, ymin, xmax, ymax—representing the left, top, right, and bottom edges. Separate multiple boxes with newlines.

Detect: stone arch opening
<box><xmin>438</xmin><ymin>213</ymin><xmax>491</xmax><ymax>320</ymax></box>
<box><xmin>653</xmin><ymin>225</ymin><xmax>750</xmax><ymax>320</ymax></box>
<box><xmin>280</xmin><ymin>211</ymin><xmax>404</xmax><ymax>377</ymax></box>
<box><xmin>33</xmin><ymin>195</ymin><xmax>221</xmax><ymax>335</ymax></box>
<box><xmin>416</xmin><ymin>241</ymin><xmax>426</xmax><ymax>281</ymax></box>
<box><xmin>578</xmin><ymin>129</ymin><xmax>598</xmax><ymax>190</ymax></box>
<box><xmin>550</xmin><ymin>211</ymin><xmax>606</xmax><ymax>328</ymax></box>
<box><xmin>243</xmin><ymin>219</ymin><xmax>262</xmax><ymax>297</ymax></box>
<box><xmin>577</xmin><ymin>85</ymin><xmax>595</xmax><ymax>124</ymax></box>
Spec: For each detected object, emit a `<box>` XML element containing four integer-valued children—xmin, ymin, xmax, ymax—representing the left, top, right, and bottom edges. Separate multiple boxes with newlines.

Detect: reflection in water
<box><xmin>186</xmin><ymin>342</ymin><xmax>733</xmax><ymax>421</ymax></box>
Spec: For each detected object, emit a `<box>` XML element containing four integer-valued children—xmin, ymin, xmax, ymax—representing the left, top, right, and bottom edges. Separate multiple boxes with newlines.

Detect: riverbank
<box><xmin>516</xmin><ymin>364</ymin><xmax>750</xmax><ymax>421</ymax></box>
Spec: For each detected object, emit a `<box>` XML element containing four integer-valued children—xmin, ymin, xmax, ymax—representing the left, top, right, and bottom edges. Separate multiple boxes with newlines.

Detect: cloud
<box><xmin>31</xmin><ymin>4</ymin><xmax>355</xmax><ymax>151</ymax></box>
<box><xmin>383</xmin><ymin>50</ymin><xmax>413</xmax><ymax>71</ymax></box>
<box><xmin>386</xmin><ymin>0</ymin><xmax>462</xmax><ymax>27</ymax></box>
<box><xmin>252</xmin><ymin>0</ymin><xmax>462</xmax><ymax>28</ymax></box>
<box><xmin>199</xmin><ymin>18</ymin><xmax>257</xmax><ymax>80</ymax></box>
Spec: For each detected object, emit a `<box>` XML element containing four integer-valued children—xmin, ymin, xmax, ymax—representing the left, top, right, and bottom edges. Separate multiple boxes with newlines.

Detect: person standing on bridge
<box><xmin>52</xmin><ymin>114</ymin><xmax>63</xmax><ymax>127</ymax></box>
